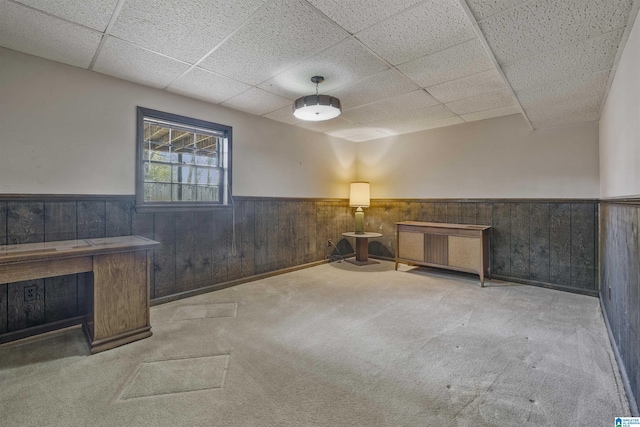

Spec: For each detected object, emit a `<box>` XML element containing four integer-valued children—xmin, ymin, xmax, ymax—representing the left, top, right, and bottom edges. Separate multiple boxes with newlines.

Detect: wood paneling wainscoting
<box><xmin>0</xmin><ymin>195</ymin><xmax>353</xmax><ymax>342</ymax></box>
<box><xmin>599</xmin><ymin>198</ymin><xmax>640</xmax><ymax>415</ymax></box>
<box><xmin>365</xmin><ymin>199</ymin><xmax>598</xmax><ymax>295</ymax></box>
<box><xmin>0</xmin><ymin>196</ymin><xmax>600</xmax><ymax>343</ymax></box>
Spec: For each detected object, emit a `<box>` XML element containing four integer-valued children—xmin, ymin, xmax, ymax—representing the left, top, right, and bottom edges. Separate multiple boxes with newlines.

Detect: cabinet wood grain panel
<box><xmin>92</xmin><ymin>251</ymin><xmax>148</xmax><ymax>341</ymax></box>
<box><xmin>425</xmin><ymin>234</ymin><xmax>447</xmax><ymax>265</ymax></box>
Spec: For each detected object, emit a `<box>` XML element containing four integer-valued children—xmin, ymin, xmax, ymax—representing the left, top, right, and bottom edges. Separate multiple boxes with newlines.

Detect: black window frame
<box><xmin>136</xmin><ymin>107</ymin><xmax>232</xmax><ymax>212</ymax></box>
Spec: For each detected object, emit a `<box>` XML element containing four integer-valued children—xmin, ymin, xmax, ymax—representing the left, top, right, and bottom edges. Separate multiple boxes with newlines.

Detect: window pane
<box><xmin>195</xmin><ymin>134</ymin><xmax>217</xmax><ymax>151</ymax></box>
<box><xmin>145</xmin><ymin>148</ymin><xmax>172</xmax><ymax>163</ymax></box>
<box><xmin>174</xmin><ymin>151</ymin><xmax>195</xmax><ymax>165</ymax></box>
<box><xmin>144</xmin><ymin>183</ymin><xmax>171</xmax><ymax>202</ymax></box>
<box><xmin>172</xmin><ymin>184</ymin><xmax>197</xmax><ymax>201</ymax></box>
<box><xmin>195</xmin><ymin>152</ymin><xmax>218</xmax><ymax>166</ymax></box>
<box><xmin>195</xmin><ymin>167</ymin><xmax>220</xmax><ymax>185</ymax></box>
<box><xmin>172</xmin><ymin>165</ymin><xmax>196</xmax><ymax>184</ymax></box>
<box><xmin>197</xmin><ymin>186</ymin><xmax>219</xmax><ymax>202</ymax></box>
<box><xmin>170</xmin><ymin>131</ymin><xmax>195</xmax><ymax>152</ymax></box>
<box><xmin>144</xmin><ymin>162</ymin><xmax>171</xmax><ymax>183</ymax></box>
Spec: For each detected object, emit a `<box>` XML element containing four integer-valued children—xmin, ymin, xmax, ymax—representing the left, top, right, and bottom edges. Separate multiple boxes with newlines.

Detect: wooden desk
<box><xmin>0</xmin><ymin>236</ymin><xmax>160</xmax><ymax>353</ymax></box>
<box><xmin>341</xmin><ymin>232</ymin><xmax>383</xmax><ymax>266</ymax></box>
<box><xmin>395</xmin><ymin>222</ymin><xmax>491</xmax><ymax>286</ymax></box>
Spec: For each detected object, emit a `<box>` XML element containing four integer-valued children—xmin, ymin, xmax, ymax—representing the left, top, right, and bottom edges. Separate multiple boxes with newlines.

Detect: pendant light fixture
<box><xmin>292</xmin><ymin>76</ymin><xmax>342</xmax><ymax>121</ymax></box>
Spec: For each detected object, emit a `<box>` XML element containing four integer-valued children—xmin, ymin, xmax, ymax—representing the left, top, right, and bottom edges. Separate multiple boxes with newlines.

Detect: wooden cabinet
<box><xmin>395</xmin><ymin>221</ymin><xmax>491</xmax><ymax>286</ymax></box>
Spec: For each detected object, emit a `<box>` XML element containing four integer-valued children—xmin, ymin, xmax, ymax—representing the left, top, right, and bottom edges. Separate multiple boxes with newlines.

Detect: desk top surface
<box><xmin>0</xmin><ymin>235</ymin><xmax>160</xmax><ymax>264</ymax></box>
<box><xmin>396</xmin><ymin>221</ymin><xmax>491</xmax><ymax>230</ymax></box>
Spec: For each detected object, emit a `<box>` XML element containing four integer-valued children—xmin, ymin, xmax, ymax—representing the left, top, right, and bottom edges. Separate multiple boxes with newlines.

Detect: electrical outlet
<box><xmin>24</xmin><ymin>285</ymin><xmax>36</xmax><ymax>302</ymax></box>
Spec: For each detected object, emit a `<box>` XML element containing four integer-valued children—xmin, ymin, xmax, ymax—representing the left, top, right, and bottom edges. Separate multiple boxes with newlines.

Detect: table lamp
<box><xmin>349</xmin><ymin>182</ymin><xmax>370</xmax><ymax>234</ymax></box>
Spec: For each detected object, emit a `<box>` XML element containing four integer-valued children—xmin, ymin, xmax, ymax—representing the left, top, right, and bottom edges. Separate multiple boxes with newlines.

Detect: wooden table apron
<box><xmin>0</xmin><ymin>236</ymin><xmax>160</xmax><ymax>353</ymax></box>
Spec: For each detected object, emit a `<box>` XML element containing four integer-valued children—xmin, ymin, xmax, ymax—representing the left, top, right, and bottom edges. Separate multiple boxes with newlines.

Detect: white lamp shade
<box><xmin>349</xmin><ymin>182</ymin><xmax>370</xmax><ymax>207</ymax></box>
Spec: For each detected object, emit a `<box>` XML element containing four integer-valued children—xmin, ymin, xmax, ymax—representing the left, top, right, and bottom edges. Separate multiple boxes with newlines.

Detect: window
<box><xmin>136</xmin><ymin>107</ymin><xmax>231</xmax><ymax>211</ymax></box>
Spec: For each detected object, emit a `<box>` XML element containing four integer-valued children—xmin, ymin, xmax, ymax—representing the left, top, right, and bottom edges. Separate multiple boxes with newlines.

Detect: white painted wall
<box><xmin>600</xmin><ymin>11</ymin><xmax>640</xmax><ymax>198</ymax></box>
<box><xmin>0</xmin><ymin>48</ymin><xmax>356</xmax><ymax>198</ymax></box>
<box><xmin>356</xmin><ymin>114</ymin><xmax>600</xmax><ymax>199</ymax></box>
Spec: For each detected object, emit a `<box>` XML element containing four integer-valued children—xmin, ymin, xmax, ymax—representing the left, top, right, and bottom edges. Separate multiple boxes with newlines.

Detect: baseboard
<box><xmin>0</xmin><ymin>315</ymin><xmax>85</xmax><ymax>345</ymax></box>
<box><xmin>371</xmin><ymin>255</ymin><xmax>599</xmax><ymax>297</ymax></box>
<box><xmin>492</xmin><ymin>275</ymin><xmax>599</xmax><ymax>297</ymax></box>
<box><xmin>600</xmin><ymin>297</ymin><xmax>639</xmax><ymax>416</ymax></box>
<box><xmin>151</xmin><ymin>258</ymin><xmax>330</xmax><ymax>306</ymax></box>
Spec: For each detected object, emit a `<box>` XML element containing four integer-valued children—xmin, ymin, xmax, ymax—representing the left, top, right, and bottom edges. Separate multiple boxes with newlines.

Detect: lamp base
<box><xmin>354</xmin><ymin>207</ymin><xmax>364</xmax><ymax>234</ymax></box>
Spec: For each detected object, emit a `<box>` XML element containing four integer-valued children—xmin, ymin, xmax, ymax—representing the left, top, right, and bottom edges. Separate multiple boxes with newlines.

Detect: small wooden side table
<box><xmin>341</xmin><ymin>232</ymin><xmax>383</xmax><ymax>266</ymax></box>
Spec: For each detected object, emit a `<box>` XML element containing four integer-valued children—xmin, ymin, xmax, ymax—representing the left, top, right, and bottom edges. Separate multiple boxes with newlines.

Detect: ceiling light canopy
<box><xmin>292</xmin><ymin>76</ymin><xmax>341</xmax><ymax>122</ymax></box>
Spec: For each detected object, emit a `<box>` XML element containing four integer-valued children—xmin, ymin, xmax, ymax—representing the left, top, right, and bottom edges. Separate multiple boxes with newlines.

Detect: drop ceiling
<box><xmin>0</xmin><ymin>0</ymin><xmax>638</xmax><ymax>142</ymax></box>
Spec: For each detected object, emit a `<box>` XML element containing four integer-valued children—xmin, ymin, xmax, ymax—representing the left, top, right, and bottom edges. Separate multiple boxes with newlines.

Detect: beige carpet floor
<box><xmin>0</xmin><ymin>260</ymin><xmax>630</xmax><ymax>426</ymax></box>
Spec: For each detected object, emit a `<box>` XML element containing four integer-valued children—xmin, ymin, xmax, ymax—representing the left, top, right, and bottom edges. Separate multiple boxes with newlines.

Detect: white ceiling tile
<box><xmin>479</xmin><ymin>0</ymin><xmax>634</xmax><ymax>64</ymax></box>
<box><xmin>111</xmin><ymin>0</ymin><xmax>267</xmax><ymax>63</ymax></box>
<box><xmin>296</xmin><ymin>118</ymin><xmax>352</xmax><ymax>132</ymax></box>
<box><xmin>427</xmin><ymin>69</ymin><xmax>507</xmax><ymax>103</ymax></box>
<box><xmin>257</xmin><ymin>38</ymin><xmax>388</xmax><ymax>99</ymax></box>
<box><xmin>517</xmin><ymin>71</ymin><xmax>611</xmax><ymax>109</ymax></box>
<box><xmin>366</xmin><ymin>104</ymin><xmax>456</xmax><ymax>129</ymax></box>
<box><xmin>466</xmin><ymin>0</ymin><xmax>528</xmax><ymax>21</ymax></box>
<box><xmin>355</xmin><ymin>0</ymin><xmax>476</xmax><ymax>65</ymax></box>
<box><xmin>525</xmin><ymin>94</ymin><xmax>602</xmax><ymax>128</ymax></box>
<box><xmin>341</xmin><ymin>90</ymin><xmax>440</xmax><ymax>124</ymax></box>
<box><xmin>331</xmin><ymin>69</ymin><xmax>419</xmax><ymax>110</ymax></box>
<box><xmin>222</xmin><ymin>88</ymin><xmax>292</xmax><ymax>116</ymax></box>
<box><xmin>325</xmin><ymin>124</ymin><xmax>380</xmax><ymax>139</ymax></box>
<box><xmin>445</xmin><ymin>90</ymin><xmax>515</xmax><ymax>115</ymax></box>
<box><xmin>94</xmin><ymin>37</ymin><xmax>190</xmax><ymax>88</ymax></box>
<box><xmin>306</xmin><ymin>0</ymin><xmax>424</xmax><ymax>34</ymax></box>
<box><xmin>167</xmin><ymin>67</ymin><xmax>251</xmax><ymax>104</ymax></box>
<box><xmin>262</xmin><ymin>106</ymin><xmax>301</xmax><ymax>125</ymax></box>
<box><xmin>383</xmin><ymin>117</ymin><xmax>466</xmax><ymax>135</ymax></box>
<box><xmin>200</xmin><ymin>0</ymin><xmax>349</xmax><ymax>85</ymax></box>
<box><xmin>345</xmin><ymin>130</ymin><xmax>391</xmax><ymax>142</ymax></box>
<box><xmin>503</xmin><ymin>30</ymin><xmax>623</xmax><ymax>91</ymax></box>
<box><xmin>461</xmin><ymin>105</ymin><xmax>521</xmax><ymax>122</ymax></box>
<box><xmin>0</xmin><ymin>1</ymin><xmax>102</xmax><ymax>69</ymax></box>
<box><xmin>14</xmin><ymin>0</ymin><xmax>119</xmax><ymax>31</ymax></box>
<box><xmin>397</xmin><ymin>39</ymin><xmax>494</xmax><ymax>88</ymax></box>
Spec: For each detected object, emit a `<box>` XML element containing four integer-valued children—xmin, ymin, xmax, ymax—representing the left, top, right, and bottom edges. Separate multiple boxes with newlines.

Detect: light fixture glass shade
<box><xmin>349</xmin><ymin>182</ymin><xmax>370</xmax><ymax>207</ymax></box>
<box><xmin>293</xmin><ymin>94</ymin><xmax>342</xmax><ymax>121</ymax></box>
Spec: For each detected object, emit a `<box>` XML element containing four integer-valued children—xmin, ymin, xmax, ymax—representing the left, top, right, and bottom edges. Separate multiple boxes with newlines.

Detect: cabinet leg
<box><xmin>395</xmin><ymin>261</ymin><xmax>398</xmax><ymax>270</ymax></box>
<box><xmin>480</xmin><ymin>271</ymin><xmax>485</xmax><ymax>287</ymax></box>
